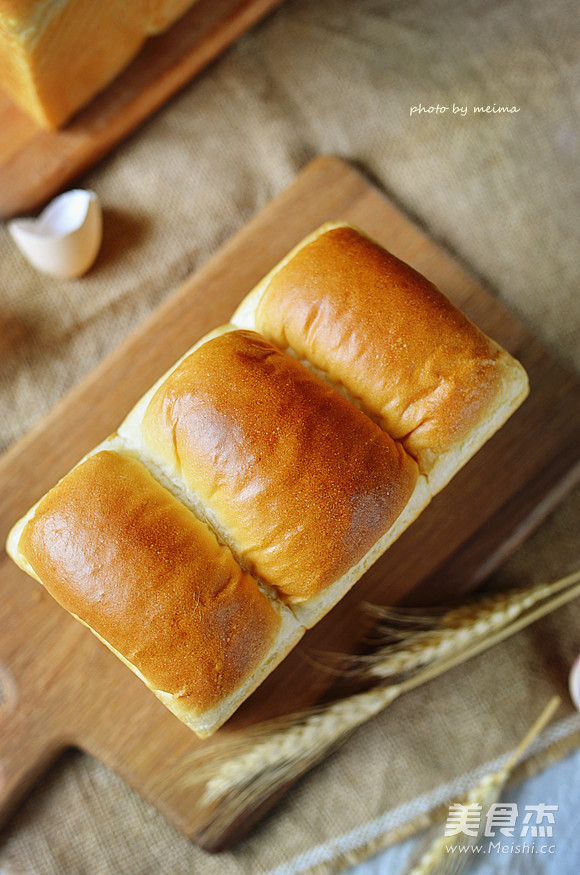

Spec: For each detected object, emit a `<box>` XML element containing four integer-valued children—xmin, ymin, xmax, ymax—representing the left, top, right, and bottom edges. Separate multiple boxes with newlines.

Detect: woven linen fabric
<box><xmin>0</xmin><ymin>0</ymin><xmax>579</xmax><ymax>872</ymax></box>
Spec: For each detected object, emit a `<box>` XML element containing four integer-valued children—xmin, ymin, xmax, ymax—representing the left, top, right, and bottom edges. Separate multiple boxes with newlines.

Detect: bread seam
<box><xmin>248</xmin><ymin>339</ymin><xmax>528</xmax><ymax>494</ymax></box>
<box><xmin>117</xmin><ymin>327</ymin><xmax>427</xmax><ymax>627</ymax></box>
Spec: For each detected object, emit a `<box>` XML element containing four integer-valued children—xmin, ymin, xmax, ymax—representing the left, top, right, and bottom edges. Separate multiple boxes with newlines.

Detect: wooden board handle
<box><xmin>0</xmin><ymin>560</ymin><xmax>85</xmax><ymax>827</ymax></box>
<box><xmin>0</xmin><ymin>663</ymin><xmax>66</xmax><ymax>827</ymax></box>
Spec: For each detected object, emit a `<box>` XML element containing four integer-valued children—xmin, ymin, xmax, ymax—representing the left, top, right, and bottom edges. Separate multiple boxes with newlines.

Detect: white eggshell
<box><xmin>570</xmin><ymin>655</ymin><xmax>580</xmax><ymax>712</ymax></box>
<box><xmin>8</xmin><ymin>189</ymin><xmax>102</xmax><ymax>279</ymax></box>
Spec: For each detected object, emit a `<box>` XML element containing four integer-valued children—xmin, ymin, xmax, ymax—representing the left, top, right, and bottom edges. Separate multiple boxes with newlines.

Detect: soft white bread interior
<box><xmin>7</xmin><ymin>435</ymin><xmax>304</xmax><ymax>738</ymax></box>
<box><xmin>232</xmin><ymin>222</ymin><xmax>529</xmax><ymax>497</ymax></box>
<box><xmin>0</xmin><ymin>0</ymin><xmax>199</xmax><ymax>128</ymax></box>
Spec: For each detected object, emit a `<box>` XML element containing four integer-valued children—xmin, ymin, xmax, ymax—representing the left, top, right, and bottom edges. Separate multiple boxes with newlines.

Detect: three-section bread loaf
<box><xmin>6</xmin><ymin>223</ymin><xmax>529</xmax><ymax>736</ymax></box>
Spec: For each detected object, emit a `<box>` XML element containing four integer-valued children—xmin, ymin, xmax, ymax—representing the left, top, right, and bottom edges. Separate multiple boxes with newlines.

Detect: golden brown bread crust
<box><xmin>0</xmin><ymin>0</ymin><xmax>198</xmax><ymax>127</ymax></box>
<box><xmin>141</xmin><ymin>329</ymin><xmax>419</xmax><ymax>604</ymax></box>
<box><xmin>19</xmin><ymin>450</ymin><xmax>281</xmax><ymax>715</ymax></box>
<box><xmin>0</xmin><ymin>0</ymin><xmax>147</xmax><ymax>128</ymax></box>
<box><xmin>253</xmin><ymin>226</ymin><xmax>507</xmax><ymax>471</ymax></box>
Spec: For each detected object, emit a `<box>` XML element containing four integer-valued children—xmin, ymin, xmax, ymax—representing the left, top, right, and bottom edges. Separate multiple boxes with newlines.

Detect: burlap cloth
<box><xmin>1</xmin><ymin>0</ymin><xmax>579</xmax><ymax>872</ymax></box>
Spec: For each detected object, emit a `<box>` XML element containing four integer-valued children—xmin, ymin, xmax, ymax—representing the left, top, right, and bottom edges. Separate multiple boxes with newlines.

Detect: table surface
<box><xmin>350</xmin><ymin>749</ymin><xmax>580</xmax><ymax>875</ymax></box>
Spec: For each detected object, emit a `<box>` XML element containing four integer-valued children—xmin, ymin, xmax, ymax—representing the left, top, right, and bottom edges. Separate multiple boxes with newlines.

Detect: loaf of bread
<box><xmin>6</xmin><ymin>223</ymin><xmax>529</xmax><ymax>736</ymax></box>
<box><xmin>0</xmin><ymin>0</ymin><xmax>198</xmax><ymax>128</ymax></box>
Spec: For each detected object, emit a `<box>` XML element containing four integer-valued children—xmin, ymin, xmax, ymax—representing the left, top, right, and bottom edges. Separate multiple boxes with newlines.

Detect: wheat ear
<box><xmin>404</xmin><ymin>696</ymin><xmax>561</xmax><ymax>875</ymax></box>
<box><xmin>164</xmin><ymin>570</ymin><xmax>580</xmax><ymax>844</ymax></box>
<box><xmin>345</xmin><ymin>570</ymin><xmax>580</xmax><ymax>680</ymax></box>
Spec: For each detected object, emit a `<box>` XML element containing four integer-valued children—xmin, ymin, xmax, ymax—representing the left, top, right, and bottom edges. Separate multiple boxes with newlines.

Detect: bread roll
<box><xmin>232</xmin><ymin>223</ymin><xmax>529</xmax><ymax>494</ymax></box>
<box><xmin>6</xmin><ymin>221</ymin><xmax>529</xmax><ymax>735</ymax></box>
<box><xmin>7</xmin><ymin>439</ymin><xmax>303</xmax><ymax>737</ymax></box>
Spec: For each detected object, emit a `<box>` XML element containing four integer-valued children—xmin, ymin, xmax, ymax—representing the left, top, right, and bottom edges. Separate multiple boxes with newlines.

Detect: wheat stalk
<box><xmin>405</xmin><ymin>696</ymin><xmax>561</xmax><ymax>875</ymax></box>
<box><xmin>163</xmin><ymin>570</ymin><xmax>580</xmax><ymax>844</ymax></box>
<box><xmin>337</xmin><ymin>571</ymin><xmax>580</xmax><ymax>680</ymax></box>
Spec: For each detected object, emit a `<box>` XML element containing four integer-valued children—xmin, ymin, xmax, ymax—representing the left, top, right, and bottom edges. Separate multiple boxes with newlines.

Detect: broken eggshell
<box><xmin>570</xmin><ymin>655</ymin><xmax>580</xmax><ymax>712</ymax></box>
<box><xmin>8</xmin><ymin>189</ymin><xmax>102</xmax><ymax>279</ymax></box>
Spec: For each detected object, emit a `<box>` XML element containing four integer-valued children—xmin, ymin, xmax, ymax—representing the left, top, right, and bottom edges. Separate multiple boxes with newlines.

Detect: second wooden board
<box><xmin>0</xmin><ymin>0</ymin><xmax>285</xmax><ymax>219</ymax></box>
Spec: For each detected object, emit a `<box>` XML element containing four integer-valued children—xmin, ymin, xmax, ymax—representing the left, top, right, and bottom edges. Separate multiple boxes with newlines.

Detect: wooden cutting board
<box><xmin>1</xmin><ymin>156</ymin><xmax>579</xmax><ymax>851</ymax></box>
<box><xmin>0</xmin><ymin>0</ymin><xmax>285</xmax><ymax>220</ymax></box>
